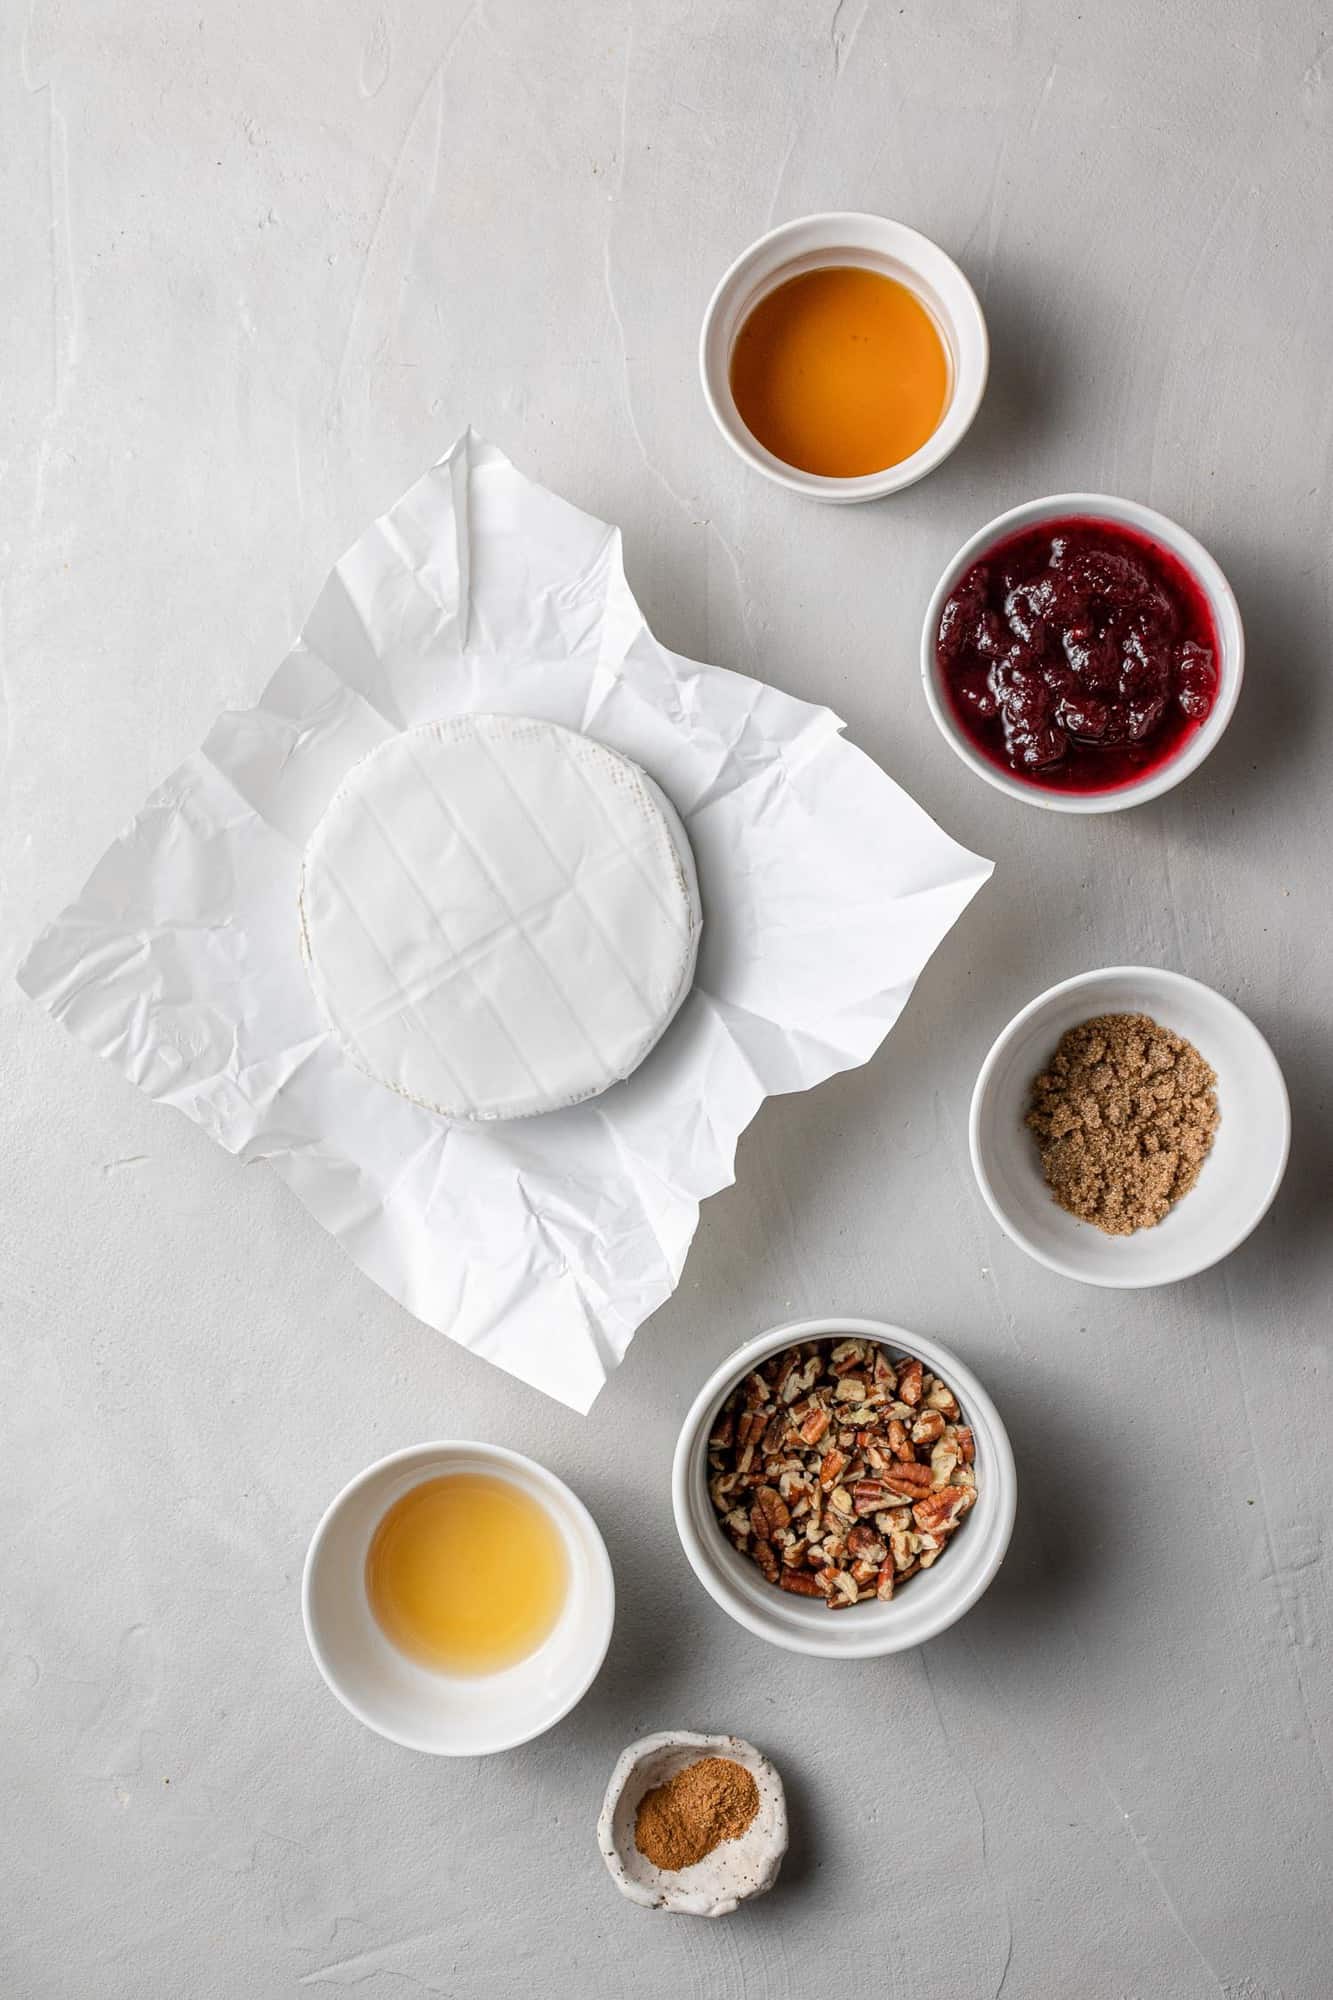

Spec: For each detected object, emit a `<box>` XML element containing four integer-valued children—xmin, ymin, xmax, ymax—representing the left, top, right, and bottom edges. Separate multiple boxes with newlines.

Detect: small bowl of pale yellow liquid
<box><xmin>303</xmin><ymin>1443</ymin><xmax>615</xmax><ymax>1754</ymax></box>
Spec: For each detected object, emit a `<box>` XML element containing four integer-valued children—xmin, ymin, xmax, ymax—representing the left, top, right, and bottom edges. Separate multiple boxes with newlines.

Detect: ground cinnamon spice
<box><xmin>633</xmin><ymin>1757</ymin><xmax>759</xmax><ymax>1871</ymax></box>
<box><xmin>1026</xmin><ymin>1012</ymin><xmax>1219</xmax><ymax>1235</ymax></box>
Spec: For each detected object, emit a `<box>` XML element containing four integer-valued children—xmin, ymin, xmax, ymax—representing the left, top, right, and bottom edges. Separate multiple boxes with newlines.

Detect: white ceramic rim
<box><xmin>301</xmin><ymin>1440</ymin><xmax>616</xmax><ymax>1755</ymax></box>
<box><xmin>969</xmin><ymin>966</ymin><xmax>1291</xmax><ymax>1286</ymax></box>
<box><xmin>672</xmin><ymin>1316</ymin><xmax>1016</xmax><ymax>1657</ymax></box>
<box><xmin>919</xmin><ymin>493</ymin><xmax>1245</xmax><ymax>812</ymax></box>
<box><xmin>699</xmin><ymin>211</ymin><xmax>989</xmax><ymax>503</ymax></box>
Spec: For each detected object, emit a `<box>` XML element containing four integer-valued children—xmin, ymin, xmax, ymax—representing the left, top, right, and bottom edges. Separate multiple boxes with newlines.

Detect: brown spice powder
<box><xmin>633</xmin><ymin>1756</ymin><xmax>759</xmax><ymax>1871</ymax></box>
<box><xmin>1026</xmin><ymin>1012</ymin><xmax>1219</xmax><ymax>1236</ymax></box>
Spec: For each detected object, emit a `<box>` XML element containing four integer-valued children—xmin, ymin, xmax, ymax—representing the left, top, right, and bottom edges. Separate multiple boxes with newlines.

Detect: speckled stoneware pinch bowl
<box><xmin>597</xmin><ymin>1731</ymin><xmax>787</xmax><ymax>1917</ymax></box>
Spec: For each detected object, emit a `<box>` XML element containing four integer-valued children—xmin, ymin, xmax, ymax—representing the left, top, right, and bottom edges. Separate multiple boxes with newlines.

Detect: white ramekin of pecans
<box><xmin>672</xmin><ymin>1318</ymin><xmax>1016</xmax><ymax>1657</ymax></box>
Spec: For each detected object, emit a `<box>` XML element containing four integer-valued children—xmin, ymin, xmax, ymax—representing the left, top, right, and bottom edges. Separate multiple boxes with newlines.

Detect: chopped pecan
<box><xmin>929</xmin><ymin>1441</ymin><xmax>960</xmax><ymax>1488</ymax></box>
<box><xmin>912</xmin><ymin>1486</ymin><xmax>971</xmax><ymax>1535</ymax></box>
<box><xmin>798</xmin><ymin>1403</ymin><xmax>831</xmax><ymax>1446</ymax></box>
<box><xmin>750</xmin><ymin>1487</ymin><xmax>790</xmax><ymax>1541</ymax></box>
<box><xmin>872</xmin><ymin>1349</ymin><xmax>897</xmax><ymax>1390</ymax></box>
<box><xmin>851</xmin><ymin>1478</ymin><xmax>890</xmax><ymax>1515</ymax></box>
<box><xmin>925</xmin><ymin>1381</ymin><xmax>960</xmax><ymax>1418</ymax></box>
<box><xmin>818</xmin><ymin>1446</ymin><xmax>849</xmax><ymax>1490</ymax></box>
<box><xmin>742</xmin><ymin>1371</ymin><xmax>769</xmax><ymax>1408</ymax></box>
<box><xmin>887</xmin><ymin>1418</ymin><xmax>915</xmax><ymax>1462</ymax></box>
<box><xmin>828</xmin><ymin>1340</ymin><xmax>867</xmax><ymax>1376</ymax></box>
<box><xmin>779</xmin><ymin>1566</ymin><xmax>825</xmax><ymax>1597</ymax></box>
<box><xmin>753</xmin><ymin>1538</ymin><xmax>779</xmax><ymax>1583</ymax></box>
<box><xmin>846</xmin><ymin>1525</ymin><xmax>887</xmax><ymax>1564</ymax></box>
<box><xmin>779</xmin><ymin>1351</ymin><xmax>821</xmax><ymax>1404</ymax></box>
<box><xmin>897</xmin><ymin>1357</ymin><xmax>924</xmax><ymax>1407</ymax></box>
<box><xmin>911</xmin><ymin>1410</ymin><xmax>945</xmax><ymax>1445</ymax></box>
<box><xmin>882</xmin><ymin>1462</ymin><xmax>932</xmax><ymax>1500</ymax></box>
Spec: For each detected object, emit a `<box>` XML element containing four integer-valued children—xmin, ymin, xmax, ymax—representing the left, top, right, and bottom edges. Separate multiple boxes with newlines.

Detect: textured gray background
<box><xmin>3</xmin><ymin>1</ymin><xmax>1330</xmax><ymax>1995</ymax></box>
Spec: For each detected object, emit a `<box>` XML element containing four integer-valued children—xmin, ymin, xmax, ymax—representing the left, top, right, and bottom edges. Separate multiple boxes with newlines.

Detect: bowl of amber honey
<box><xmin>303</xmin><ymin>1442</ymin><xmax>614</xmax><ymax>1755</ymax></box>
<box><xmin>699</xmin><ymin>212</ymin><xmax>988</xmax><ymax>502</ymax></box>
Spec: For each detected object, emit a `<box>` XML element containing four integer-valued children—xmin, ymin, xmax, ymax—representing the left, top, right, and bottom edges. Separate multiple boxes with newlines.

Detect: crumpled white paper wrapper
<box><xmin>19</xmin><ymin>432</ymin><xmax>992</xmax><ymax>1410</ymax></box>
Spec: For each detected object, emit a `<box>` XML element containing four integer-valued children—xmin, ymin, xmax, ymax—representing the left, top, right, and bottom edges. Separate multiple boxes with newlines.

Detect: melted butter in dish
<box><xmin>299</xmin><ymin>715</ymin><xmax>702</xmax><ymax>1121</ymax></box>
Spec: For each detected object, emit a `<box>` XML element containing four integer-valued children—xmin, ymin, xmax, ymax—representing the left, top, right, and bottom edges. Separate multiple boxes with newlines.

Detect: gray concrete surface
<box><xmin>3</xmin><ymin>1</ymin><xmax>1330</xmax><ymax>1994</ymax></box>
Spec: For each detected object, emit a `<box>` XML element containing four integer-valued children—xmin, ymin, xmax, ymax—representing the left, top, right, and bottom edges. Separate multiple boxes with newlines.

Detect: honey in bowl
<box><xmin>366</xmin><ymin>1472</ymin><xmax>568</xmax><ymax>1675</ymax></box>
<box><xmin>729</xmin><ymin>265</ymin><xmax>950</xmax><ymax>478</ymax></box>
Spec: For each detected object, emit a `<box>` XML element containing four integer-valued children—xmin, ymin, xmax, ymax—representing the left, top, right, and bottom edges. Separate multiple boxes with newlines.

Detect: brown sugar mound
<box><xmin>633</xmin><ymin>1756</ymin><xmax>759</xmax><ymax>1871</ymax></box>
<box><xmin>1025</xmin><ymin>1012</ymin><xmax>1219</xmax><ymax>1236</ymax></box>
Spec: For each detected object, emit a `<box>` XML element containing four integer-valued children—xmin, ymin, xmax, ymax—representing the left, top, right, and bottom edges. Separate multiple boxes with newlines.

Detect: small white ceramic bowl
<box><xmin>970</xmin><ymin>967</ymin><xmax>1290</xmax><ymax>1287</ymax></box>
<box><xmin>699</xmin><ymin>212</ymin><xmax>988</xmax><ymax>503</ymax></box>
<box><xmin>597</xmin><ymin>1731</ymin><xmax>787</xmax><ymax>1917</ymax></box>
<box><xmin>672</xmin><ymin>1316</ymin><xmax>1016</xmax><ymax>1658</ymax></box>
<box><xmin>302</xmin><ymin>1441</ymin><xmax>614</xmax><ymax>1755</ymax></box>
<box><xmin>920</xmin><ymin>494</ymin><xmax>1244</xmax><ymax>812</ymax></box>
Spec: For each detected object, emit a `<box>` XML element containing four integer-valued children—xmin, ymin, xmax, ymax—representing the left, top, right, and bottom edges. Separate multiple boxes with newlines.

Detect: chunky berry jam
<box><xmin>936</xmin><ymin>517</ymin><xmax>1219</xmax><ymax>793</ymax></box>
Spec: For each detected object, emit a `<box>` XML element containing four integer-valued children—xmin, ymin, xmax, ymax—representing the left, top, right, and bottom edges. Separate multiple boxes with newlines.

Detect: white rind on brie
<box><xmin>298</xmin><ymin>715</ymin><xmax>702</xmax><ymax>1121</ymax></box>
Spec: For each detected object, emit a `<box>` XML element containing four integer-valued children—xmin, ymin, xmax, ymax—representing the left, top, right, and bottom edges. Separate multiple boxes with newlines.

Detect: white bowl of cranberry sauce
<box><xmin>921</xmin><ymin>495</ymin><xmax>1243</xmax><ymax>812</ymax></box>
<box><xmin>672</xmin><ymin>1317</ymin><xmax>1016</xmax><ymax>1659</ymax></box>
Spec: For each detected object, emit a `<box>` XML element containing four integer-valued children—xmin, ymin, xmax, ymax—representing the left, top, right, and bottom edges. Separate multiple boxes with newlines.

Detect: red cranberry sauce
<box><xmin>935</xmin><ymin>517</ymin><xmax>1219</xmax><ymax>792</ymax></box>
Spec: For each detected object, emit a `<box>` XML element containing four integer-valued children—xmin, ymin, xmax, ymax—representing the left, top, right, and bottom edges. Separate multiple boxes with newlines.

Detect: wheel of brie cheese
<box><xmin>299</xmin><ymin>715</ymin><xmax>703</xmax><ymax>1121</ymax></box>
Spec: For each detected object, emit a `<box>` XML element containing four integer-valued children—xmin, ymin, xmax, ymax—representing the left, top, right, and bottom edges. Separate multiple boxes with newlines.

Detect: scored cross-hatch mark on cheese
<box><xmin>298</xmin><ymin>715</ymin><xmax>703</xmax><ymax>1121</ymax></box>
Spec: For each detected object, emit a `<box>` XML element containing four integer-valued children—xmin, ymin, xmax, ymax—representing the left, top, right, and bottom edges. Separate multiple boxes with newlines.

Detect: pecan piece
<box><xmin>750</xmin><ymin>1487</ymin><xmax>790</xmax><ymax>1541</ymax></box>
<box><xmin>930</xmin><ymin>1442</ymin><xmax>960</xmax><ymax>1488</ymax></box>
<box><xmin>896</xmin><ymin>1356</ymin><xmax>924</xmax><ymax>1407</ymax></box>
<box><xmin>846</xmin><ymin>1525</ymin><xmax>887</xmax><ymax>1565</ymax></box>
<box><xmin>779</xmin><ymin>1351</ymin><xmax>821</xmax><ymax>1404</ymax></box>
<box><xmin>828</xmin><ymin>1339</ymin><xmax>867</xmax><ymax>1376</ymax></box>
<box><xmin>875</xmin><ymin>1557</ymin><xmax>896</xmax><ymax>1600</ymax></box>
<box><xmin>848</xmin><ymin>1478</ymin><xmax>887</xmax><ymax>1516</ymax></box>
<box><xmin>779</xmin><ymin>1566</ymin><xmax>825</xmax><ymax>1597</ymax></box>
<box><xmin>753</xmin><ymin>1537</ymin><xmax>780</xmax><ymax>1583</ymax></box>
<box><xmin>886</xmin><ymin>1418</ymin><xmax>915</xmax><ymax>1463</ymax></box>
<box><xmin>759</xmin><ymin>1412</ymin><xmax>789</xmax><ymax>1456</ymax></box>
<box><xmin>911</xmin><ymin>1410</ymin><xmax>945</xmax><ymax>1446</ymax></box>
<box><xmin>819</xmin><ymin>1447</ymin><xmax>849</xmax><ymax>1490</ymax></box>
<box><xmin>912</xmin><ymin>1486</ymin><xmax>970</xmax><ymax>1536</ymax></box>
<box><xmin>882</xmin><ymin>1462</ymin><xmax>932</xmax><ymax>1500</ymax></box>
<box><xmin>924</xmin><ymin>1381</ymin><xmax>960</xmax><ymax>1418</ymax></box>
<box><xmin>797</xmin><ymin>1403</ymin><xmax>831</xmax><ymax>1446</ymax></box>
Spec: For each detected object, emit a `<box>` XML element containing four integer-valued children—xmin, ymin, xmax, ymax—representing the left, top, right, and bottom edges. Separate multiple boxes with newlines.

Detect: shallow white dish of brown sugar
<box><xmin>597</xmin><ymin>1732</ymin><xmax>787</xmax><ymax>1917</ymax></box>
<box><xmin>970</xmin><ymin>965</ymin><xmax>1290</xmax><ymax>1288</ymax></box>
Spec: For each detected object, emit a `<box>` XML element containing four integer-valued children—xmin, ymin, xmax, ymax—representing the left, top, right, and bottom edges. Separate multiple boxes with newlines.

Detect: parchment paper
<box><xmin>18</xmin><ymin>433</ymin><xmax>992</xmax><ymax>1409</ymax></box>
